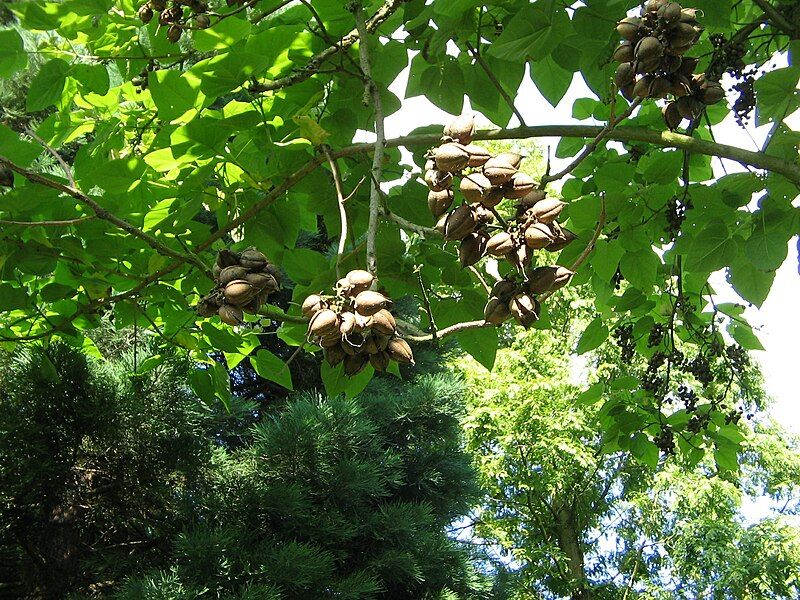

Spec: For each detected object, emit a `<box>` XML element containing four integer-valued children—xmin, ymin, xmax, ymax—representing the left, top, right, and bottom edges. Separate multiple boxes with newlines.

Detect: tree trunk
<box><xmin>554</xmin><ymin>502</ymin><xmax>591</xmax><ymax>600</ymax></box>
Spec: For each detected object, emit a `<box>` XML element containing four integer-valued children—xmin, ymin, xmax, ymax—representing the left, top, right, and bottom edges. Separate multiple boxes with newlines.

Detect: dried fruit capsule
<box><xmin>633</xmin><ymin>75</ymin><xmax>655</xmax><ymax>98</ymax></box>
<box><xmin>196</xmin><ymin>297</ymin><xmax>221</xmax><ymax>317</ymax></box>
<box><xmin>509</xmin><ymin>293</ymin><xmax>540</xmax><ymax>329</ymax></box>
<box><xmin>614</xmin><ymin>63</ymin><xmax>636</xmax><ymax>88</ymax></box>
<box><xmin>502</xmin><ymin>172</ymin><xmax>536</xmax><ymax>200</ymax></box>
<box><xmin>670</xmin><ymin>22</ymin><xmax>698</xmax><ymax>46</ymax></box>
<box><xmin>662</xmin><ymin>101</ymin><xmax>682</xmax><ymax>130</ymax></box>
<box><xmin>218</xmin><ymin>304</ymin><xmax>244</xmax><ymax>326</ymax></box>
<box><xmin>530</xmin><ymin>198</ymin><xmax>566</xmax><ymax>224</ymax></box>
<box><xmin>524</xmin><ymin>222</ymin><xmax>556</xmax><ymax>249</ymax></box>
<box><xmin>370</xmin><ymin>309</ymin><xmax>397</xmax><ymax>336</ymax></box>
<box><xmin>650</xmin><ymin>77</ymin><xmax>672</xmax><ymax>99</ymax></box>
<box><xmin>486</xmin><ymin>231</ymin><xmax>515</xmax><ymax>257</ymax></box>
<box><xmin>658</xmin><ymin>1</ymin><xmax>682</xmax><ymax>23</ymax></box>
<box><xmin>460</xmin><ymin>173</ymin><xmax>493</xmax><ymax>204</ymax></box>
<box><xmin>369</xmin><ymin>351</ymin><xmax>391</xmax><ymax>372</ymax></box>
<box><xmin>491</xmin><ymin>279</ymin><xmax>518</xmax><ymax>300</ymax></box>
<box><xmin>346</xmin><ymin>269</ymin><xmax>374</xmax><ymax>296</ymax></box>
<box><xmin>339</xmin><ymin>311</ymin><xmax>358</xmax><ymax>336</ymax></box>
<box><xmin>386</xmin><ymin>337</ymin><xmax>414</xmax><ymax>364</ymax></box>
<box><xmin>324</xmin><ymin>344</ymin><xmax>347</xmax><ymax>367</ymax></box>
<box><xmin>428</xmin><ymin>189</ymin><xmax>454</xmax><ymax>218</ymax></box>
<box><xmin>675</xmin><ymin>95</ymin><xmax>702</xmax><ymax>119</ymax></box>
<box><xmin>612</xmin><ymin>42</ymin><xmax>635</xmax><ymax>63</ymax></box>
<box><xmin>700</xmin><ymin>81</ymin><xmax>725</xmax><ymax>105</ymax></box>
<box><xmin>138</xmin><ymin>4</ymin><xmax>154</xmax><ymax>22</ymax></box>
<box><xmin>493</xmin><ymin>151</ymin><xmax>524</xmax><ymax>169</ymax></box>
<box><xmin>308</xmin><ymin>309</ymin><xmax>340</xmax><ymax>336</ymax></box>
<box><xmin>219</xmin><ymin>265</ymin><xmax>248</xmax><ymax>286</ymax></box>
<box><xmin>224</xmin><ymin>280</ymin><xmax>256</xmax><ymax>305</ymax></box>
<box><xmin>434</xmin><ymin>143</ymin><xmax>470</xmax><ymax>172</ymax></box>
<box><xmin>167</xmin><ymin>24</ymin><xmax>182</xmax><ymax>43</ymax></box>
<box><xmin>547</xmin><ymin>225</ymin><xmax>578</xmax><ymax>252</ymax></box>
<box><xmin>245</xmin><ymin>272</ymin><xmax>278</xmax><ymax>294</ymax></box>
<box><xmin>344</xmin><ymin>352</ymin><xmax>370</xmax><ymax>376</ymax></box>
<box><xmin>240</xmin><ymin>248</ymin><xmax>268</xmax><ymax>270</ymax></box>
<box><xmin>301</xmin><ymin>294</ymin><xmax>326</xmax><ymax>317</ymax></box>
<box><xmin>526</xmin><ymin>266</ymin><xmax>574</xmax><ymax>294</ymax></box>
<box><xmin>459</xmin><ymin>231</ymin><xmax>489</xmax><ymax>267</ymax></box>
<box><xmin>484</xmin><ymin>297</ymin><xmax>512</xmax><ymax>325</ymax></box>
<box><xmin>424</xmin><ymin>169</ymin><xmax>453</xmax><ymax>192</ymax></box>
<box><xmin>444</xmin><ymin>203</ymin><xmax>477</xmax><ymax>241</ymax></box>
<box><xmin>217</xmin><ymin>249</ymin><xmax>241</xmax><ymax>268</ymax></box>
<box><xmin>443</xmin><ymin>113</ymin><xmax>475</xmax><ymax>145</ymax></box>
<box><xmin>616</xmin><ymin>17</ymin><xmax>642</xmax><ymax>42</ymax></box>
<box><xmin>354</xmin><ymin>290</ymin><xmax>393</xmax><ymax>316</ymax></box>
<box><xmin>195</xmin><ymin>13</ymin><xmax>210</xmax><ymax>28</ymax></box>
<box><xmin>242</xmin><ymin>296</ymin><xmax>262</xmax><ymax>315</ymax></box>
<box><xmin>463</xmin><ymin>144</ymin><xmax>491</xmax><ymax>167</ymax></box>
<box><xmin>483</xmin><ymin>157</ymin><xmax>517</xmax><ymax>185</ymax></box>
<box><xmin>634</xmin><ymin>36</ymin><xmax>663</xmax><ymax>62</ymax></box>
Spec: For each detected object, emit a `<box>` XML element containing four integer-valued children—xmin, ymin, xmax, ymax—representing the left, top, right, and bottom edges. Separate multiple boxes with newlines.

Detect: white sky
<box><xmin>381</xmin><ymin>58</ymin><xmax>800</xmax><ymax>434</ymax></box>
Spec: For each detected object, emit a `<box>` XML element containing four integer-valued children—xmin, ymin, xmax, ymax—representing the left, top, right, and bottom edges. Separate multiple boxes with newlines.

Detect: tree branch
<box><xmin>751</xmin><ymin>0</ymin><xmax>796</xmax><ymax>35</ymax></box>
<box><xmin>322</xmin><ymin>145</ymin><xmax>349</xmax><ymax>279</ymax></box>
<box><xmin>353</xmin><ymin>2</ymin><xmax>385</xmax><ymax>276</ymax></box>
<box><xmin>0</xmin><ymin>216</ymin><xmax>94</xmax><ymax>227</ymax></box>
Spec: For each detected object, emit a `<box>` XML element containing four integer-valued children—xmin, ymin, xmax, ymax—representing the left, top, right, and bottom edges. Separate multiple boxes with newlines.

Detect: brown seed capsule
<box><xmin>218</xmin><ymin>265</ymin><xmax>248</xmax><ymax>286</ymax></box>
<box><xmin>354</xmin><ymin>290</ymin><xmax>393</xmax><ymax>317</ymax></box>
<box><xmin>700</xmin><ymin>81</ymin><xmax>725</xmax><ymax>105</ymax></box>
<box><xmin>613</xmin><ymin>42</ymin><xmax>635</xmax><ymax>63</ymax></box>
<box><xmin>530</xmin><ymin>198</ymin><xmax>566</xmax><ymax>224</ymax></box>
<box><xmin>324</xmin><ymin>344</ymin><xmax>347</xmax><ymax>367</ymax></box>
<box><xmin>662</xmin><ymin>53</ymin><xmax>683</xmax><ymax>74</ymax></box>
<box><xmin>341</xmin><ymin>332</ymin><xmax>365</xmax><ymax>355</ymax></box>
<box><xmin>486</xmin><ymin>231</ymin><xmax>515</xmax><ymax>257</ymax></box>
<box><xmin>670</xmin><ymin>22</ymin><xmax>698</xmax><ymax>46</ymax></box>
<box><xmin>308</xmin><ymin>309</ymin><xmax>340</xmax><ymax>336</ymax></box>
<box><xmin>369</xmin><ymin>350</ymin><xmax>391</xmax><ymax>372</ymax></box>
<box><xmin>678</xmin><ymin>57</ymin><xmax>699</xmax><ymax>77</ymax></box>
<box><xmin>614</xmin><ymin>63</ymin><xmax>636</xmax><ymax>88</ymax></box>
<box><xmin>443</xmin><ymin>113</ymin><xmax>475</xmax><ymax>145</ymax></box>
<box><xmin>616</xmin><ymin>17</ymin><xmax>642</xmax><ymax>42</ymax></box>
<box><xmin>635</xmin><ymin>36</ymin><xmax>663</xmax><ymax>62</ymax></box>
<box><xmin>650</xmin><ymin>77</ymin><xmax>672</xmax><ymax>98</ymax></box>
<box><xmin>434</xmin><ymin>143</ymin><xmax>471</xmax><ymax>172</ymax></box>
<box><xmin>167</xmin><ymin>24</ymin><xmax>182</xmax><ymax>43</ymax></box>
<box><xmin>493</xmin><ymin>151</ymin><xmax>524</xmax><ymax>169</ymax></box>
<box><xmin>502</xmin><ymin>172</ymin><xmax>536</xmax><ymax>200</ymax></box>
<box><xmin>484</xmin><ymin>296</ymin><xmax>512</xmax><ymax>325</ymax></box>
<box><xmin>444</xmin><ymin>203</ymin><xmax>477</xmax><ymax>241</ymax></box>
<box><xmin>346</xmin><ymin>269</ymin><xmax>374</xmax><ymax>296</ymax></box>
<box><xmin>386</xmin><ymin>337</ymin><xmax>414</xmax><ymax>365</ymax></box>
<box><xmin>662</xmin><ymin>102</ymin><xmax>683</xmax><ymax>130</ymax></box>
<box><xmin>195</xmin><ymin>13</ymin><xmax>210</xmax><ymax>28</ymax></box>
<box><xmin>509</xmin><ymin>293</ymin><xmax>540</xmax><ymax>329</ymax></box>
<box><xmin>318</xmin><ymin>331</ymin><xmax>342</xmax><ymax>348</ymax></box>
<box><xmin>633</xmin><ymin>75</ymin><xmax>655</xmax><ymax>99</ymax></box>
<box><xmin>459</xmin><ymin>231</ymin><xmax>489</xmax><ymax>267</ymax></box>
<box><xmin>224</xmin><ymin>280</ymin><xmax>256</xmax><ymax>305</ymax></box>
<box><xmin>517</xmin><ymin>188</ymin><xmax>547</xmax><ymax>209</ymax></box>
<box><xmin>675</xmin><ymin>95</ymin><xmax>702</xmax><ymax>120</ymax></box>
<box><xmin>483</xmin><ymin>158</ymin><xmax>517</xmax><ymax>185</ymax></box>
<box><xmin>460</xmin><ymin>173</ymin><xmax>493</xmax><ymax>204</ymax></box>
<box><xmin>370</xmin><ymin>309</ymin><xmax>397</xmax><ymax>336</ymax></box>
<box><xmin>339</xmin><ymin>311</ymin><xmax>358</xmax><ymax>336</ymax></box>
<box><xmin>218</xmin><ymin>304</ymin><xmax>244</xmax><ymax>326</ymax></box>
<box><xmin>491</xmin><ymin>279</ymin><xmax>518</xmax><ymax>300</ymax></box>
<box><xmin>658</xmin><ymin>1</ymin><xmax>682</xmax><ymax>23</ymax></box>
<box><xmin>246</xmin><ymin>272</ymin><xmax>279</xmax><ymax>294</ymax></box>
<box><xmin>679</xmin><ymin>7</ymin><xmax>701</xmax><ymax>22</ymax></box>
<box><xmin>620</xmin><ymin>83</ymin><xmax>636</xmax><ymax>102</ymax></box>
<box><xmin>645</xmin><ymin>0</ymin><xmax>668</xmax><ymax>12</ymax></box>
<box><xmin>524</xmin><ymin>222</ymin><xmax>556</xmax><ymax>249</ymax></box>
<box><xmin>196</xmin><ymin>297</ymin><xmax>221</xmax><ymax>317</ymax></box>
<box><xmin>424</xmin><ymin>169</ymin><xmax>453</xmax><ymax>192</ymax></box>
<box><xmin>344</xmin><ymin>352</ymin><xmax>370</xmax><ymax>376</ymax></box>
<box><xmin>547</xmin><ymin>225</ymin><xmax>578</xmax><ymax>252</ymax></box>
<box><xmin>435</xmin><ymin>213</ymin><xmax>449</xmax><ymax>237</ymax></box>
<box><xmin>428</xmin><ymin>189</ymin><xmax>455</xmax><ymax>218</ymax></box>
<box><xmin>463</xmin><ymin>144</ymin><xmax>491</xmax><ymax>167</ymax></box>
<box><xmin>217</xmin><ymin>249</ymin><xmax>241</xmax><ymax>268</ymax></box>
<box><xmin>301</xmin><ymin>294</ymin><xmax>326</xmax><ymax>317</ymax></box>
<box><xmin>526</xmin><ymin>266</ymin><xmax>574</xmax><ymax>294</ymax></box>
<box><xmin>138</xmin><ymin>4</ymin><xmax>154</xmax><ymax>22</ymax></box>
<box><xmin>240</xmin><ymin>248</ymin><xmax>268</xmax><ymax>270</ymax></box>
<box><xmin>242</xmin><ymin>295</ymin><xmax>262</xmax><ymax>315</ymax></box>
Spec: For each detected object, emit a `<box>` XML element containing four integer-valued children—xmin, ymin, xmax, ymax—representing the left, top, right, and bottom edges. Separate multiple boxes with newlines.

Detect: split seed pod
<box><xmin>503</xmin><ymin>172</ymin><xmax>536</xmax><ymax>200</ymax></box>
<box><xmin>612</xmin><ymin>43</ymin><xmax>635</xmax><ymax>63</ymax></box>
<box><xmin>493</xmin><ymin>152</ymin><xmax>524</xmax><ymax>169</ymax></box>
<box><xmin>463</xmin><ymin>144</ymin><xmax>491</xmax><ymax>167</ymax></box>
<box><xmin>616</xmin><ymin>17</ymin><xmax>642</xmax><ymax>42</ymax></box>
<box><xmin>484</xmin><ymin>297</ymin><xmax>512</xmax><ymax>325</ymax></box>
<box><xmin>483</xmin><ymin>157</ymin><xmax>517</xmax><ymax>185</ymax></box>
<box><xmin>197</xmin><ymin>297</ymin><xmax>221</xmax><ymax>317</ymax></box>
<box><xmin>509</xmin><ymin>294</ymin><xmax>541</xmax><ymax>329</ymax></box>
<box><xmin>346</xmin><ymin>269</ymin><xmax>374</xmax><ymax>296</ymax></box>
<box><xmin>167</xmin><ymin>24</ymin><xmax>182</xmax><ymax>44</ymax></box>
<box><xmin>369</xmin><ymin>351</ymin><xmax>391</xmax><ymax>372</ymax></box>
<box><xmin>246</xmin><ymin>272</ymin><xmax>279</xmax><ymax>294</ymax></box>
<box><xmin>240</xmin><ymin>248</ymin><xmax>268</xmax><ymax>270</ymax></box>
<box><xmin>524</xmin><ymin>222</ymin><xmax>556</xmax><ymax>249</ymax></box>
<box><xmin>370</xmin><ymin>309</ymin><xmax>397</xmax><ymax>336</ymax></box>
<box><xmin>219</xmin><ymin>266</ymin><xmax>248</xmax><ymax>286</ymax></box>
<box><xmin>217</xmin><ymin>249</ymin><xmax>241</xmax><ymax>268</ymax></box>
<box><xmin>443</xmin><ymin>113</ymin><xmax>475</xmax><ymax>145</ymax></box>
<box><xmin>530</xmin><ymin>198</ymin><xmax>566</xmax><ymax>224</ymax></box>
<box><xmin>444</xmin><ymin>203</ymin><xmax>477</xmax><ymax>241</ymax></box>
<box><xmin>546</xmin><ymin>225</ymin><xmax>578</xmax><ymax>252</ymax></box>
<box><xmin>354</xmin><ymin>290</ymin><xmax>393</xmax><ymax>316</ymax></box>
<box><xmin>224</xmin><ymin>280</ymin><xmax>256</xmax><ymax>305</ymax></box>
<box><xmin>344</xmin><ymin>352</ymin><xmax>370</xmax><ymax>376</ymax></box>
<box><xmin>460</xmin><ymin>173</ymin><xmax>493</xmax><ymax>204</ymax></box>
<box><xmin>386</xmin><ymin>337</ymin><xmax>415</xmax><ymax>364</ymax></box>
<box><xmin>218</xmin><ymin>305</ymin><xmax>244</xmax><ymax>326</ymax></box>
<box><xmin>614</xmin><ymin>63</ymin><xmax>636</xmax><ymax>88</ymax></box>
<box><xmin>434</xmin><ymin>143</ymin><xmax>470</xmax><ymax>172</ymax></box>
<box><xmin>302</xmin><ymin>294</ymin><xmax>326</xmax><ymax>317</ymax></box>
<box><xmin>486</xmin><ymin>231</ymin><xmax>515</xmax><ymax>257</ymax></box>
<box><xmin>324</xmin><ymin>344</ymin><xmax>347</xmax><ymax>367</ymax></box>
<box><xmin>459</xmin><ymin>231</ymin><xmax>489</xmax><ymax>267</ymax></box>
<box><xmin>491</xmin><ymin>279</ymin><xmax>518</xmax><ymax>300</ymax></box>
<box><xmin>308</xmin><ymin>309</ymin><xmax>340</xmax><ymax>336</ymax></box>
<box><xmin>526</xmin><ymin>266</ymin><xmax>574</xmax><ymax>294</ymax></box>
<box><xmin>428</xmin><ymin>189</ymin><xmax>455</xmax><ymax>218</ymax></box>
<box><xmin>662</xmin><ymin>102</ymin><xmax>682</xmax><ymax>130</ymax></box>
<box><xmin>424</xmin><ymin>169</ymin><xmax>453</xmax><ymax>192</ymax></box>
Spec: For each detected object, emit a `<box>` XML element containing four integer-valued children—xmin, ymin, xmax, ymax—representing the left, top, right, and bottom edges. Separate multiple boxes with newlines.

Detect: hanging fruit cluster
<box><xmin>302</xmin><ymin>270</ymin><xmax>414</xmax><ymax>376</ymax></box>
<box><xmin>483</xmin><ymin>267</ymin><xmax>574</xmax><ymax>328</ymax></box>
<box><xmin>196</xmin><ymin>248</ymin><xmax>280</xmax><ymax>325</ymax></box>
<box><xmin>137</xmin><ymin>0</ymin><xmax>210</xmax><ymax>43</ymax></box>
<box><xmin>613</xmin><ymin>0</ymin><xmax>725</xmax><ymax>129</ymax></box>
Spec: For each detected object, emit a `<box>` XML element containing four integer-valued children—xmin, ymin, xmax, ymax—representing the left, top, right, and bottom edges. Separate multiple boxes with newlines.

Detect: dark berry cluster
<box><xmin>665</xmin><ymin>195</ymin><xmax>692</xmax><ymax>239</ymax></box>
<box><xmin>614</xmin><ymin>323</ymin><xmax>635</xmax><ymax>362</ymax></box>
<box><xmin>648</xmin><ymin>323</ymin><xmax>666</xmax><ymax>347</ymax></box>
<box><xmin>655</xmin><ymin>425</ymin><xmax>676</xmax><ymax>454</ymax></box>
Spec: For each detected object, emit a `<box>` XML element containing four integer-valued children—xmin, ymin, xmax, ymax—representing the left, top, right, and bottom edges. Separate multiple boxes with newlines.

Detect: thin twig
<box><xmin>540</xmin><ymin>97</ymin><xmax>644</xmax><ymax>187</ymax></box>
<box><xmin>465</xmin><ymin>41</ymin><xmax>526</xmax><ymax>126</ymax></box>
<box><xmin>468</xmin><ymin>266</ymin><xmax>492</xmax><ymax>294</ymax></box>
<box><xmin>416</xmin><ymin>268</ymin><xmax>437</xmax><ymax>343</ymax></box>
<box><xmin>353</xmin><ymin>2</ymin><xmax>385</xmax><ymax>276</ymax></box>
<box><xmin>25</xmin><ymin>128</ymin><xmax>76</xmax><ymax>187</ymax></box>
<box><xmin>321</xmin><ymin>145</ymin><xmax>349</xmax><ymax>279</ymax></box>
<box><xmin>381</xmin><ymin>209</ymin><xmax>439</xmax><ymax>237</ymax></box>
<box><xmin>0</xmin><ymin>216</ymin><xmax>94</xmax><ymax>227</ymax></box>
<box><xmin>751</xmin><ymin>0</ymin><xmax>796</xmax><ymax>35</ymax></box>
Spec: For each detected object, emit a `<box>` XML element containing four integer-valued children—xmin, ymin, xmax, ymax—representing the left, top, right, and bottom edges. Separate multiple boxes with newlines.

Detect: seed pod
<box><xmin>428</xmin><ymin>189</ymin><xmax>455</xmax><ymax>218</ymax></box>
<box><xmin>645</xmin><ymin>0</ymin><xmax>667</xmax><ymax>12</ymax></box>
<box><xmin>614</xmin><ymin>63</ymin><xmax>636</xmax><ymax>88</ymax></box>
<box><xmin>511</xmin><ymin>242</ymin><xmax>532</xmax><ymax>268</ymax></box>
<box><xmin>613</xmin><ymin>42</ymin><xmax>635</xmax><ymax>63</ymax></box>
<box><xmin>369</xmin><ymin>350</ymin><xmax>390</xmax><ymax>372</ymax></box>
<box><xmin>633</xmin><ymin>75</ymin><xmax>655</xmax><ymax>98</ymax></box>
<box><xmin>484</xmin><ymin>297</ymin><xmax>512</xmax><ymax>325</ymax></box>
<box><xmin>526</xmin><ymin>265</ymin><xmax>574</xmax><ymax>294</ymax></box>
<box><xmin>700</xmin><ymin>81</ymin><xmax>725</xmax><ymax>105</ymax></box>
<box><xmin>319</xmin><ymin>331</ymin><xmax>343</xmax><ymax>348</ymax></box>
<box><xmin>494</xmin><ymin>152</ymin><xmax>524</xmax><ymax>169</ymax></box>
<box><xmin>443</xmin><ymin>113</ymin><xmax>475</xmax><ymax>145</ymax></box>
<box><xmin>434</xmin><ymin>143</ymin><xmax>471</xmax><ymax>172</ymax></box>
<box><xmin>503</xmin><ymin>172</ymin><xmax>536</xmax><ymax>200</ymax></box>
<box><xmin>662</xmin><ymin>101</ymin><xmax>682</xmax><ymax>130</ymax></box>
<box><xmin>354</xmin><ymin>290</ymin><xmax>393</xmax><ymax>317</ymax></box>
<box><xmin>678</xmin><ymin>57</ymin><xmax>699</xmax><ymax>77</ymax></box>
<box><xmin>459</xmin><ymin>231</ymin><xmax>489</xmax><ymax>267</ymax></box>
<box><xmin>246</xmin><ymin>272</ymin><xmax>279</xmax><ymax>294</ymax></box>
<box><xmin>524</xmin><ymin>222</ymin><xmax>556</xmax><ymax>249</ymax></box>
<box><xmin>195</xmin><ymin>13</ymin><xmax>210</xmax><ymax>28</ymax></box>
<box><xmin>472</xmin><ymin>203</ymin><xmax>495</xmax><ymax>225</ymax></box>
<box><xmin>360</xmin><ymin>335</ymin><xmax>378</xmax><ymax>355</ymax></box>
<box><xmin>463</xmin><ymin>144</ymin><xmax>491</xmax><ymax>167</ymax></box>
<box><xmin>308</xmin><ymin>309</ymin><xmax>339</xmax><ymax>336</ymax></box>
<box><xmin>435</xmin><ymin>213</ymin><xmax>448</xmax><ymax>236</ymax></box>
<box><xmin>218</xmin><ymin>304</ymin><xmax>244</xmax><ymax>326</ymax></box>
<box><xmin>676</xmin><ymin>95</ymin><xmax>702</xmax><ymax>119</ymax></box>
<box><xmin>242</xmin><ymin>295</ymin><xmax>262</xmax><ymax>314</ymax></box>
<box><xmin>634</xmin><ymin>36</ymin><xmax>663</xmax><ymax>62</ymax></box>
<box><xmin>444</xmin><ymin>203</ymin><xmax>477</xmax><ymax>241</ymax></box>
<box><xmin>424</xmin><ymin>169</ymin><xmax>453</xmax><ymax>192</ymax></box>
<box><xmin>224</xmin><ymin>280</ymin><xmax>256</xmax><ymax>305</ymax></box>
<box><xmin>324</xmin><ymin>344</ymin><xmax>347</xmax><ymax>367</ymax></box>
<box><xmin>651</xmin><ymin>77</ymin><xmax>672</xmax><ymax>98</ymax></box>
<box><xmin>662</xmin><ymin>53</ymin><xmax>683</xmax><ymax>74</ymax></box>
<box><xmin>658</xmin><ymin>2</ymin><xmax>682</xmax><ymax>23</ymax></box>
<box><xmin>219</xmin><ymin>265</ymin><xmax>248</xmax><ymax>286</ymax></box>
<box><xmin>530</xmin><ymin>198</ymin><xmax>566</xmax><ymax>224</ymax></box>
<box><xmin>217</xmin><ymin>249</ymin><xmax>241</xmax><ymax>268</ymax></box>
<box><xmin>339</xmin><ymin>311</ymin><xmax>358</xmax><ymax>336</ymax></box>
<box><xmin>509</xmin><ymin>293</ymin><xmax>540</xmax><ymax>329</ymax></box>
<box><xmin>679</xmin><ymin>7</ymin><xmax>701</xmax><ymax>22</ymax></box>
<box><xmin>670</xmin><ymin>22</ymin><xmax>697</xmax><ymax>46</ymax></box>
<box><xmin>619</xmin><ymin>83</ymin><xmax>636</xmax><ymax>102</ymax></box>
<box><xmin>240</xmin><ymin>248</ymin><xmax>268</xmax><ymax>270</ymax></box>
<box><xmin>386</xmin><ymin>337</ymin><xmax>414</xmax><ymax>365</ymax></box>
<box><xmin>547</xmin><ymin>226</ymin><xmax>578</xmax><ymax>252</ymax></box>
<box><xmin>669</xmin><ymin>77</ymin><xmax>691</xmax><ymax>98</ymax></box>
<box><xmin>460</xmin><ymin>173</ymin><xmax>493</xmax><ymax>204</ymax></box>
<box><xmin>616</xmin><ymin>17</ymin><xmax>642</xmax><ymax>42</ymax></box>
<box><xmin>302</xmin><ymin>294</ymin><xmax>326</xmax><ymax>317</ymax></box>
<box><xmin>483</xmin><ymin>158</ymin><xmax>517</xmax><ymax>185</ymax></box>
<box><xmin>518</xmin><ymin>189</ymin><xmax>547</xmax><ymax>209</ymax></box>
<box><xmin>369</xmin><ymin>309</ymin><xmax>396</xmax><ymax>336</ymax></box>
<box><xmin>138</xmin><ymin>4</ymin><xmax>154</xmax><ymax>22</ymax></box>
<box><xmin>341</xmin><ymin>332</ymin><xmax>365</xmax><ymax>355</ymax></box>
<box><xmin>346</xmin><ymin>269</ymin><xmax>374</xmax><ymax>296</ymax></box>
<box><xmin>196</xmin><ymin>297</ymin><xmax>221</xmax><ymax>317</ymax></box>
<box><xmin>491</xmin><ymin>279</ymin><xmax>518</xmax><ymax>300</ymax></box>
<box><xmin>167</xmin><ymin>24</ymin><xmax>182</xmax><ymax>43</ymax></box>
<box><xmin>344</xmin><ymin>352</ymin><xmax>370</xmax><ymax>376</ymax></box>
<box><xmin>262</xmin><ymin>263</ymin><xmax>281</xmax><ymax>284</ymax></box>
<box><xmin>486</xmin><ymin>231</ymin><xmax>514</xmax><ymax>257</ymax></box>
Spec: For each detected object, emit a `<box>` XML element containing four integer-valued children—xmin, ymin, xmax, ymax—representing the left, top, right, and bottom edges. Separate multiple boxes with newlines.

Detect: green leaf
<box><xmin>576</xmin><ymin>317</ymin><xmax>608</xmax><ymax>355</ymax></box>
<box><xmin>489</xmin><ymin>5</ymin><xmax>567</xmax><ymax>61</ymax></box>
<box><xmin>0</xmin><ymin>29</ymin><xmax>28</xmax><ymax>77</ymax></box>
<box><xmin>27</xmin><ymin>59</ymin><xmax>70</xmax><ymax>112</ymax></box>
<box><xmin>728</xmin><ymin>257</ymin><xmax>774</xmax><ymax>308</ymax></box>
<box><xmin>729</xmin><ymin>322</ymin><xmax>764</xmax><ymax>351</ymax></box>
<box><xmin>149</xmin><ymin>70</ymin><xmax>203</xmax><ymax>121</ymax></box>
<box><xmin>458</xmin><ymin>327</ymin><xmax>498</xmax><ymax>370</ymax></box>
<box><xmin>754</xmin><ymin>66</ymin><xmax>800</xmax><ymax>127</ymax></box>
<box><xmin>529</xmin><ymin>55</ymin><xmax>572</xmax><ymax>107</ymax></box>
<box><xmin>193</xmin><ymin>16</ymin><xmax>251</xmax><ymax>51</ymax></box>
<box><xmin>576</xmin><ymin>382</ymin><xmax>604</xmax><ymax>406</ymax></box>
<box><xmin>620</xmin><ymin>249</ymin><xmax>659</xmax><ymax>291</ymax></box>
<box><xmin>70</xmin><ymin>63</ymin><xmax>110</xmax><ymax>95</ymax></box>
<box><xmin>630</xmin><ymin>433</ymin><xmax>659</xmax><ymax>468</ymax></box>
<box><xmin>251</xmin><ymin>349</ymin><xmax>294</xmax><ymax>390</ymax></box>
<box><xmin>684</xmin><ymin>222</ymin><xmax>738</xmax><ymax>273</ymax></box>
<box><xmin>406</xmin><ymin>54</ymin><xmax>464</xmax><ymax>114</ymax></box>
